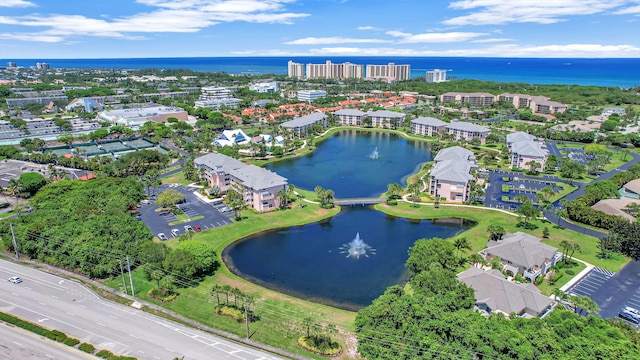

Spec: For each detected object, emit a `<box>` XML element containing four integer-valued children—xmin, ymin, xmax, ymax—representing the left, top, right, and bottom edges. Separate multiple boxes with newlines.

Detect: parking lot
<box><xmin>566</xmin><ymin>261</ymin><xmax>640</xmax><ymax>326</ymax></box>
<box><xmin>484</xmin><ymin>170</ymin><xmax>562</xmax><ymax>210</ymax></box>
<box><xmin>137</xmin><ymin>184</ymin><xmax>234</xmax><ymax>240</ymax></box>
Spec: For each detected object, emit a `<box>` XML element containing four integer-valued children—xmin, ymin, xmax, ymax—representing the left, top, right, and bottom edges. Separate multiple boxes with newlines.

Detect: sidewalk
<box><xmin>559</xmin><ymin>257</ymin><xmax>595</xmax><ymax>293</ymax></box>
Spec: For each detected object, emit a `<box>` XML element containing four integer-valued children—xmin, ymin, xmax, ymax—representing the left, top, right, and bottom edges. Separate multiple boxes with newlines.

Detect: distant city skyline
<box><xmin>1</xmin><ymin>0</ymin><xmax>640</xmax><ymax>59</ymax></box>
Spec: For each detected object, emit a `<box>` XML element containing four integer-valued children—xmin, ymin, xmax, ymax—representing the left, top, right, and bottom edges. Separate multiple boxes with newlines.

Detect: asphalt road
<box><xmin>0</xmin><ymin>259</ymin><xmax>285</xmax><ymax>360</ymax></box>
<box><xmin>0</xmin><ymin>322</ymin><xmax>93</xmax><ymax>360</ymax></box>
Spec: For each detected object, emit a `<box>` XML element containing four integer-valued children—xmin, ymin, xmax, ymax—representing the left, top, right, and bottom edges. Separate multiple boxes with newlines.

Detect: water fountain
<box><xmin>340</xmin><ymin>232</ymin><xmax>376</xmax><ymax>259</ymax></box>
<box><xmin>368</xmin><ymin>147</ymin><xmax>379</xmax><ymax>160</ymax></box>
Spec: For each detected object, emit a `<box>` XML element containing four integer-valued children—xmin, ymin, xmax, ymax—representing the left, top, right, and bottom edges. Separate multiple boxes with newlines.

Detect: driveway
<box><xmin>137</xmin><ymin>184</ymin><xmax>233</xmax><ymax>239</ymax></box>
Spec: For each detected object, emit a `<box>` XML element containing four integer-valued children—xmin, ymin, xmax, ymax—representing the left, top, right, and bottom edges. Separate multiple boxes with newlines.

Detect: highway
<box><xmin>0</xmin><ymin>322</ymin><xmax>93</xmax><ymax>359</ymax></box>
<box><xmin>0</xmin><ymin>259</ymin><xmax>286</xmax><ymax>360</ymax></box>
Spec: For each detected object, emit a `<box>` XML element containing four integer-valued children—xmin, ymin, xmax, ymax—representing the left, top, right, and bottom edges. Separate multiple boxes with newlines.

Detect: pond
<box><xmin>224</xmin><ymin>207</ymin><xmax>471</xmax><ymax>311</ymax></box>
<box><xmin>225</xmin><ymin>130</ymin><xmax>471</xmax><ymax>310</ymax></box>
<box><xmin>266</xmin><ymin>130</ymin><xmax>432</xmax><ymax>198</ymax></box>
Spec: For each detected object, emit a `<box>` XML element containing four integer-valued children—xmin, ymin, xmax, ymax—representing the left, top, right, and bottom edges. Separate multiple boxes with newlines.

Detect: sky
<box><xmin>1</xmin><ymin>0</ymin><xmax>640</xmax><ymax>58</ymax></box>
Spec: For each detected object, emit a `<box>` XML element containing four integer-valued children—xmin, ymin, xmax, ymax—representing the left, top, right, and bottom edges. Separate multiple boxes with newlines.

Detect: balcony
<box><xmin>261</xmin><ymin>191</ymin><xmax>274</xmax><ymax>200</ymax></box>
<box><xmin>524</xmin><ymin>268</ymin><xmax>542</xmax><ymax>282</ymax></box>
<box><xmin>504</xmin><ymin>263</ymin><xmax>518</xmax><ymax>276</ymax></box>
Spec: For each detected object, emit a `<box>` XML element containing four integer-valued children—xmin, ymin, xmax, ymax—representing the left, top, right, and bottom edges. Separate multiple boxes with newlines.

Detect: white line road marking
<box><xmin>50</xmin><ymin>295</ymin><xmax>58</xmax><ymax>299</ymax></box>
<box><xmin>12</xmin><ymin>341</ymin><xmax>21</xmax><ymax>346</ymax></box>
<box><xmin>38</xmin><ymin>302</ymin><xmax>46</xmax><ymax>306</ymax></box>
<box><xmin>66</xmin><ymin>312</ymin><xmax>75</xmax><ymax>316</ymax></box>
<box><xmin>79</xmin><ymin>305</ymin><xmax>86</xmax><ymax>308</ymax></box>
<box><xmin>11</xmin><ymin>292</ymin><xmax>19</xmax><ymax>296</ymax></box>
<box><xmin>164</xmin><ymin>348</ymin><xmax>175</xmax><ymax>353</ymax></box>
<box><xmin>97</xmin><ymin>323</ymin><xmax>106</xmax><ymax>327</ymax></box>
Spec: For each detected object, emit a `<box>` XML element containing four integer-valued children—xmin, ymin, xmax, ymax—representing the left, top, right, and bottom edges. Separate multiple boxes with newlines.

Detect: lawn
<box><xmin>373</xmin><ymin>202</ymin><xmax>629</xmax><ymax>272</ymax></box>
<box><xmin>161</xmin><ymin>171</ymin><xmax>193</xmax><ymax>186</ymax></box>
<box><xmin>548</xmin><ymin>182</ymin><xmax>578</xmax><ymax>203</ymax></box>
<box><xmin>106</xmin><ymin>200</ymin><xmax>353</xmax><ymax>359</ymax></box>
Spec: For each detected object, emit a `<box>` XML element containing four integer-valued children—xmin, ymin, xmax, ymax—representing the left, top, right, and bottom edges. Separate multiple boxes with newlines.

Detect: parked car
<box><xmin>619</xmin><ymin>307</ymin><xmax>640</xmax><ymax>324</ymax></box>
<box><xmin>171</xmin><ymin>229</ymin><xmax>180</xmax><ymax>237</ymax></box>
<box><xmin>8</xmin><ymin>276</ymin><xmax>22</xmax><ymax>284</ymax></box>
<box><xmin>158</xmin><ymin>233</ymin><xmax>168</xmax><ymax>241</ymax></box>
<box><xmin>193</xmin><ymin>225</ymin><xmax>201</xmax><ymax>232</ymax></box>
<box><xmin>184</xmin><ymin>225</ymin><xmax>193</xmax><ymax>232</ymax></box>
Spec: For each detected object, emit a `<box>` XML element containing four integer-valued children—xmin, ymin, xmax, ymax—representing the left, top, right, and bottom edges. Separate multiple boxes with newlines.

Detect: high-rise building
<box><xmin>365</xmin><ymin>62</ymin><xmax>411</xmax><ymax>81</ymax></box>
<box><xmin>426</xmin><ymin>69</ymin><xmax>447</xmax><ymax>83</ymax></box>
<box><xmin>287</xmin><ymin>61</ymin><xmax>305</xmax><ymax>79</ymax></box>
<box><xmin>305</xmin><ymin>60</ymin><xmax>364</xmax><ymax>80</ymax></box>
<box><xmin>36</xmin><ymin>62</ymin><xmax>50</xmax><ymax>70</ymax></box>
<box><xmin>6</xmin><ymin>62</ymin><xmax>16</xmax><ymax>68</ymax></box>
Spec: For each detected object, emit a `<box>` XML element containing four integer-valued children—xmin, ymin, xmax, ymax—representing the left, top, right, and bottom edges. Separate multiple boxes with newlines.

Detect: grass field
<box><xmin>161</xmin><ymin>171</ymin><xmax>192</xmax><ymax>186</ymax></box>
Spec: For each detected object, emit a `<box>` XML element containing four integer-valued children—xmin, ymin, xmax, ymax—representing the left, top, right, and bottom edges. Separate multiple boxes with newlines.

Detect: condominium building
<box><xmin>333</xmin><ymin>109</ymin><xmax>367</xmax><ymax>126</ymax></box>
<box><xmin>194</xmin><ymin>153</ymin><xmax>288</xmax><ymax>212</ymax></box>
<box><xmin>287</xmin><ymin>61</ymin><xmax>305</xmax><ymax>79</ymax></box>
<box><xmin>445</xmin><ymin>120</ymin><xmax>491</xmax><ymax>144</ymax></box>
<box><xmin>297</xmin><ymin>90</ymin><xmax>327</xmax><ymax>103</ymax></box>
<box><xmin>426</xmin><ymin>69</ymin><xmax>447</xmax><ymax>83</ymax></box>
<box><xmin>367</xmin><ymin>110</ymin><xmax>406</xmax><ymax>129</ymax></box>
<box><xmin>497</xmin><ymin>93</ymin><xmax>567</xmax><ymax>114</ymax></box>
<box><xmin>365</xmin><ymin>62</ymin><xmax>411</xmax><ymax>81</ymax></box>
<box><xmin>506</xmin><ymin>132</ymin><xmax>548</xmax><ymax>171</ymax></box>
<box><xmin>440</xmin><ymin>92</ymin><xmax>496</xmax><ymax>107</ymax></box>
<box><xmin>36</xmin><ymin>62</ymin><xmax>50</xmax><ymax>70</ymax></box>
<box><xmin>305</xmin><ymin>60</ymin><xmax>364</xmax><ymax>79</ymax></box>
<box><xmin>6</xmin><ymin>96</ymin><xmax>68</xmax><ymax>108</ymax></box>
<box><xmin>196</xmin><ymin>86</ymin><xmax>241</xmax><ymax>109</ymax></box>
<box><xmin>411</xmin><ymin>117</ymin><xmax>447</xmax><ymax>137</ymax></box>
<box><xmin>281</xmin><ymin>112</ymin><xmax>327</xmax><ymax>137</ymax></box>
<box><xmin>429</xmin><ymin>146</ymin><xmax>477</xmax><ymax>203</ymax></box>
<box><xmin>249</xmin><ymin>81</ymin><xmax>278</xmax><ymax>93</ymax></box>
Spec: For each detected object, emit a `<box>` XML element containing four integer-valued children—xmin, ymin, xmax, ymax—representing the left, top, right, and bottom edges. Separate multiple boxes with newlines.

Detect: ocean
<box><xmin>3</xmin><ymin>56</ymin><xmax>640</xmax><ymax>88</ymax></box>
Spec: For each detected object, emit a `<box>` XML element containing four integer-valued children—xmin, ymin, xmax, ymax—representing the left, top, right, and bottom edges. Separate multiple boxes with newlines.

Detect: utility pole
<box><xmin>9</xmin><ymin>223</ymin><xmax>19</xmax><ymax>259</ymax></box>
<box><xmin>244</xmin><ymin>297</ymin><xmax>249</xmax><ymax>339</ymax></box>
<box><xmin>126</xmin><ymin>255</ymin><xmax>135</xmax><ymax>296</ymax></box>
<box><xmin>118</xmin><ymin>259</ymin><xmax>128</xmax><ymax>295</ymax></box>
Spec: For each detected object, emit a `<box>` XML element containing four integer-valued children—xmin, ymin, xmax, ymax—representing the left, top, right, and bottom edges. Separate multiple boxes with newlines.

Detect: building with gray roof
<box><xmin>445</xmin><ymin>120</ymin><xmax>491</xmax><ymax>144</ymax></box>
<box><xmin>367</xmin><ymin>110</ymin><xmax>406</xmax><ymax>129</ymax></box>
<box><xmin>411</xmin><ymin>117</ymin><xmax>447</xmax><ymax>137</ymax></box>
<box><xmin>481</xmin><ymin>232</ymin><xmax>562</xmax><ymax>282</ymax></box>
<box><xmin>457</xmin><ymin>267</ymin><xmax>555</xmax><ymax>318</ymax></box>
<box><xmin>507</xmin><ymin>131</ymin><xmax>548</xmax><ymax>171</ymax></box>
<box><xmin>429</xmin><ymin>146</ymin><xmax>477</xmax><ymax>203</ymax></box>
<box><xmin>333</xmin><ymin>109</ymin><xmax>367</xmax><ymax>126</ymax></box>
<box><xmin>194</xmin><ymin>153</ymin><xmax>288</xmax><ymax>212</ymax></box>
<box><xmin>281</xmin><ymin>112</ymin><xmax>327</xmax><ymax>137</ymax></box>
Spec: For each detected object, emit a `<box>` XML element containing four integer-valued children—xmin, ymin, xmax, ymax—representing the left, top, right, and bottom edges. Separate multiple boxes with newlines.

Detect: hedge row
<box><xmin>0</xmin><ymin>311</ymin><xmax>136</xmax><ymax>360</ymax></box>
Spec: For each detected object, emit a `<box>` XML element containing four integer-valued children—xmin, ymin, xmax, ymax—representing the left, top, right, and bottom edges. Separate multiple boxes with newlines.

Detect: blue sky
<box><xmin>1</xmin><ymin>0</ymin><xmax>640</xmax><ymax>58</ymax></box>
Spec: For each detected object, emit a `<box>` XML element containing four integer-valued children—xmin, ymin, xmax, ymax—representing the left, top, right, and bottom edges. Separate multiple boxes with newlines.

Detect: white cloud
<box><xmin>357</xmin><ymin>26</ymin><xmax>378</xmax><ymax>30</ymax></box>
<box><xmin>444</xmin><ymin>0</ymin><xmax>629</xmax><ymax>25</ymax></box>
<box><xmin>0</xmin><ymin>0</ymin><xmax>35</xmax><ymax>7</ymax></box>
<box><xmin>0</xmin><ymin>32</ymin><xmax>64</xmax><ymax>42</ymax></box>
<box><xmin>614</xmin><ymin>5</ymin><xmax>640</xmax><ymax>14</ymax></box>
<box><xmin>236</xmin><ymin>43</ymin><xmax>640</xmax><ymax>58</ymax></box>
<box><xmin>285</xmin><ymin>36</ymin><xmax>391</xmax><ymax>45</ymax></box>
<box><xmin>0</xmin><ymin>0</ymin><xmax>308</xmax><ymax>42</ymax></box>
<box><xmin>386</xmin><ymin>30</ymin><xmax>487</xmax><ymax>43</ymax></box>
<box><xmin>471</xmin><ymin>38</ymin><xmax>511</xmax><ymax>43</ymax></box>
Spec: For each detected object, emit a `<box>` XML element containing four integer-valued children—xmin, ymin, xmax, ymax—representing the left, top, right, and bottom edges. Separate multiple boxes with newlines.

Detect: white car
<box><xmin>158</xmin><ymin>233</ymin><xmax>168</xmax><ymax>241</ymax></box>
<box><xmin>8</xmin><ymin>276</ymin><xmax>22</xmax><ymax>284</ymax></box>
<box><xmin>171</xmin><ymin>229</ymin><xmax>180</xmax><ymax>237</ymax></box>
<box><xmin>184</xmin><ymin>225</ymin><xmax>193</xmax><ymax>232</ymax></box>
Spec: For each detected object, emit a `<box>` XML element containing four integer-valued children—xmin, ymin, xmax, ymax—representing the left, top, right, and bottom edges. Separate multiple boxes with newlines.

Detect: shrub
<box><xmin>386</xmin><ymin>199</ymin><xmax>397</xmax><ymax>206</ymax></box>
<box><xmin>514</xmin><ymin>274</ymin><xmax>525</xmax><ymax>283</ymax></box>
<box><xmin>501</xmin><ymin>184</ymin><xmax>509</xmax><ymax>192</ymax></box>
<box><xmin>535</xmin><ymin>276</ymin><xmax>544</xmax><ymax>285</ymax></box>
<box><xmin>549</xmin><ymin>271</ymin><xmax>564</xmax><ymax>284</ymax></box>
<box><xmin>298</xmin><ymin>335</ymin><xmax>342</xmax><ymax>356</ymax></box>
<box><xmin>96</xmin><ymin>350</ymin><xmax>114</xmax><ymax>358</ymax></box>
<box><xmin>47</xmin><ymin>329</ymin><xmax>67</xmax><ymax>342</ymax></box>
<box><xmin>78</xmin><ymin>343</ymin><xmax>95</xmax><ymax>353</ymax></box>
<box><xmin>63</xmin><ymin>337</ymin><xmax>80</xmax><ymax>346</ymax></box>
<box><xmin>566</xmin><ymin>269</ymin><xmax>576</xmax><ymax>275</ymax></box>
<box><xmin>214</xmin><ymin>305</ymin><xmax>245</xmax><ymax>323</ymax></box>
<box><xmin>147</xmin><ymin>287</ymin><xmax>178</xmax><ymax>302</ymax></box>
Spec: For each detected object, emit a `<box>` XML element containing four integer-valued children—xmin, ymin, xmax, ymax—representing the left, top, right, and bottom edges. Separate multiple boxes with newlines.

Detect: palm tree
<box><xmin>469</xmin><ymin>253</ymin><xmax>485</xmax><ymax>268</ymax></box>
<box><xmin>408</xmin><ymin>182</ymin><xmax>421</xmax><ymax>207</ymax></box>
<box><xmin>276</xmin><ymin>189</ymin><xmax>288</xmax><ymax>209</ymax></box>
<box><xmin>567</xmin><ymin>243</ymin><xmax>581</xmax><ymax>263</ymax></box>
<box><xmin>559</xmin><ymin>240</ymin><xmax>571</xmax><ymax>262</ymax></box>
<box><xmin>551</xmin><ymin>288</ymin><xmax>567</xmax><ymax>301</ymax></box>
<box><xmin>453</xmin><ymin>237</ymin><xmax>471</xmax><ymax>258</ymax></box>
<box><xmin>8</xmin><ymin>178</ymin><xmax>22</xmax><ymax>198</ymax></box>
<box><xmin>160</xmin><ymin>275</ymin><xmax>175</xmax><ymax>290</ymax></box>
<box><xmin>150</xmin><ymin>269</ymin><xmax>164</xmax><ymax>287</ymax></box>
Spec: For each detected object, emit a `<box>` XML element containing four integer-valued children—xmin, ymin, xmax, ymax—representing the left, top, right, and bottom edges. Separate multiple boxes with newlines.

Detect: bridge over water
<box><xmin>334</xmin><ymin>197</ymin><xmax>386</xmax><ymax>206</ymax></box>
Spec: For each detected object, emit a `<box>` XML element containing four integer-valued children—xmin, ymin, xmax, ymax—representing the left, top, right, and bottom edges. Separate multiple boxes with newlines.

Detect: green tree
<box><xmin>18</xmin><ymin>172</ymin><xmax>48</xmax><ymax>197</ymax></box>
<box><xmin>559</xmin><ymin>160</ymin><xmax>586</xmax><ymax>180</ymax></box>
<box><xmin>452</xmin><ymin>237</ymin><xmax>471</xmax><ymax>258</ymax></box>
<box><xmin>406</xmin><ymin>238</ymin><xmax>457</xmax><ymax>273</ymax></box>
<box><xmin>487</xmin><ymin>224</ymin><xmax>505</xmax><ymax>241</ymax></box>
<box><xmin>155</xmin><ymin>189</ymin><xmax>185</xmax><ymax>209</ymax></box>
<box><xmin>386</xmin><ymin>183</ymin><xmax>403</xmax><ymax>200</ymax></box>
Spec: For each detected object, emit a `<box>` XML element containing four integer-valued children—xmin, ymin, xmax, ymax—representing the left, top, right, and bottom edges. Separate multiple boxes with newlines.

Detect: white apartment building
<box><xmin>287</xmin><ymin>61</ymin><xmax>305</xmax><ymax>79</ymax></box>
<box><xmin>196</xmin><ymin>86</ymin><xmax>241</xmax><ymax>109</ymax></box>
<box><xmin>249</xmin><ymin>81</ymin><xmax>278</xmax><ymax>93</ymax></box>
<box><xmin>305</xmin><ymin>61</ymin><xmax>364</xmax><ymax>79</ymax></box>
<box><xmin>426</xmin><ymin>69</ymin><xmax>448</xmax><ymax>83</ymax></box>
<box><xmin>365</xmin><ymin>63</ymin><xmax>411</xmax><ymax>81</ymax></box>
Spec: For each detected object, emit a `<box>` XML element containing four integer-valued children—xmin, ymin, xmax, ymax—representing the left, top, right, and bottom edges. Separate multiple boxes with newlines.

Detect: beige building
<box><xmin>440</xmin><ymin>92</ymin><xmax>496</xmax><ymax>107</ymax></box>
<box><xmin>194</xmin><ymin>153</ymin><xmax>288</xmax><ymax>212</ymax></box>
<box><xmin>333</xmin><ymin>109</ymin><xmax>367</xmax><ymax>126</ymax></box>
<box><xmin>367</xmin><ymin>110</ymin><xmax>406</xmax><ymax>128</ymax></box>
<box><xmin>429</xmin><ymin>146</ymin><xmax>477</xmax><ymax>203</ymax></box>
<box><xmin>287</xmin><ymin>61</ymin><xmax>305</xmax><ymax>79</ymax></box>
<box><xmin>305</xmin><ymin>60</ymin><xmax>364</xmax><ymax>79</ymax></box>
<box><xmin>365</xmin><ymin>62</ymin><xmax>411</xmax><ymax>81</ymax></box>
<box><xmin>411</xmin><ymin>117</ymin><xmax>447</xmax><ymax>137</ymax></box>
<box><xmin>445</xmin><ymin>120</ymin><xmax>491</xmax><ymax>144</ymax></box>
<box><xmin>507</xmin><ymin>132</ymin><xmax>548</xmax><ymax>171</ymax></box>
<box><xmin>498</xmin><ymin>93</ymin><xmax>567</xmax><ymax>114</ymax></box>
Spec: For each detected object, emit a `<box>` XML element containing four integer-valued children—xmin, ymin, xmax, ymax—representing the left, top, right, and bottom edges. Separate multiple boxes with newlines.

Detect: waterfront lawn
<box><xmin>107</xmin><ymin>200</ymin><xmax>352</xmax><ymax>359</ymax></box>
<box><xmin>374</xmin><ymin>202</ymin><xmax>629</xmax><ymax>273</ymax></box>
